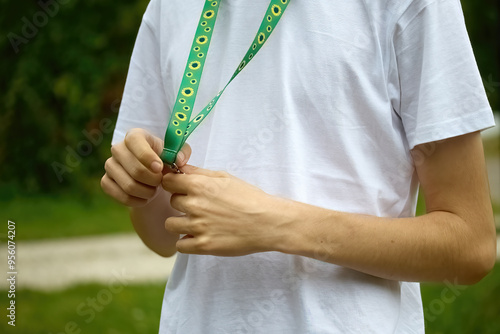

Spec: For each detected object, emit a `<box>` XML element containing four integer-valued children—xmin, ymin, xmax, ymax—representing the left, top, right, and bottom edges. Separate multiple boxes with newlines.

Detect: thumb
<box><xmin>175</xmin><ymin>143</ymin><xmax>192</xmax><ymax>167</ymax></box>
<box><xmin>124</xmin><ymin>128</ymin><xmax>164</xmax><ymax>173</ymax></box>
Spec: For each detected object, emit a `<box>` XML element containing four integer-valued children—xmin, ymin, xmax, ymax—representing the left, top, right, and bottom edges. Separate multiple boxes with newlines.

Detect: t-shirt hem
<box><xmin>407</xmin><ymin>108</ymin><xmax>495</xmax><ymax>150</ymax></box>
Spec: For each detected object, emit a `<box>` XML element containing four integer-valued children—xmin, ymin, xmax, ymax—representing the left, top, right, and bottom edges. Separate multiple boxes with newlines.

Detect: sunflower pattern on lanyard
<box><xmin>161</xmin><ymin>0</ymin><xmax>291</xmax><ymax>166</ymax></box>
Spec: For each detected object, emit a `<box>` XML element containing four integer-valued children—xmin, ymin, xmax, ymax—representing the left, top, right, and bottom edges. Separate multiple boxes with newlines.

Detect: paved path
<box><xmin>1</xmin><ymin>233</ymin><xmax>176</xmax><ymax>291</ymax></box>
<box><xmin>487</xmin><ymin>157</ymin><xmax>500</xmax><ymax>204</ymax></box>
<box><xmin>1</xmin><ymin>232</ymin><xmax>499</xmax><ymax>291</ymax></box>
<box><xmin>482</xmin><ymin>117</ymin><xmax>500</xmax><ymax>203</ymax></box>
<box><xmin>497</xmin><ymin>236</ymin><xmax>500</xmax><ymax>260</ymax></box>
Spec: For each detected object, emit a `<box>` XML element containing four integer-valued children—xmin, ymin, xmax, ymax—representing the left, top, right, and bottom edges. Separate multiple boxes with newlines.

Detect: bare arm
<box><xmin>162</xmin><ymin>132</ymin><xmax>496</xmax><ymax>284</ymax></box>
<box><xmin>130</xmin><ymin>190</ymin><xmax>180</xmax><ymax>257</ymax></box>
<box><xmin>272</xmin><ymin>132</ymin><xmax>496</xmax><ymax>283</ymax></box>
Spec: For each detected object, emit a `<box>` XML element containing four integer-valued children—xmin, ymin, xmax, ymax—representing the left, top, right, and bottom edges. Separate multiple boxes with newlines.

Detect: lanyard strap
<box><xmin>160</xmin><ymin>0</ymin><xmax>290</xmax><ymax>166</ymax></box>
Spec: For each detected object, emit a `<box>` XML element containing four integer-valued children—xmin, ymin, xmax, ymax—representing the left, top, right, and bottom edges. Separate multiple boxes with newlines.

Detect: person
<box><xmin>101</xmin><ymin>0</ymin><xmax>497</xmax><ymax>332</ymax></box>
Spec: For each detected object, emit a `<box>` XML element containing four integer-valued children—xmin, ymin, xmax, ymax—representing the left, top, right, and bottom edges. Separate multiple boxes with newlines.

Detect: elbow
<box><xmin>456</xmin><ymin>236</ymin><xmax>497</xmax><ymax>285</ymax></box>
<box><xmin>154</xmin><ymin>248</ymin><xmax>178</xmax><ymax>258</ymax></box>
<box><xmin>135</xmin><ymin>234</ymin><xmax>178</xmax><ymax>258</ymax></box>
<box><xmin>150</xmin><ymin>244</ymin><xmax>178</xmax><ymax>258</ymax></box>
<box><xmin>140</xmin><ymin>238</ymin><xmax>178</xmax><ymax>258</ymax></box>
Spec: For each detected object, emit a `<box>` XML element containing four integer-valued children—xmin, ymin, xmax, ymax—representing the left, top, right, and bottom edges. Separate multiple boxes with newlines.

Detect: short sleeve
<box><xmin>112</xmin><ymin>0</ymin><xmax>169</xmax><ymax>145</ymax></box>
<box><xmin>393</xmin><ymin>0</ymin><xmax>495</xmax><ymax>150</ymax></box>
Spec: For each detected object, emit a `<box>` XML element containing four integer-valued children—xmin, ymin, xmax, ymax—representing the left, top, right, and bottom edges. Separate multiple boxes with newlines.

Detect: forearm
<box><xmin>271</xmin><ymin>199</ymin><xmax>496</xmax><ymax>284</ymax></box>
<box><xmin>160</xmin><ymin>134</ymin><xmax>496</xmax><ymax>282</ymax></box>
<box><xmin>130</xmin><ymin>189</ymin><xmax>180</xmax><ymax>257</ymax></box>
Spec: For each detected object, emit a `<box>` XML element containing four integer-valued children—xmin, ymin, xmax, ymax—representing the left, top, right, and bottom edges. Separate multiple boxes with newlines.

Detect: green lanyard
<box><xmin>160</xmin><ymin>0</ymin><xmax>290</xmax><ymax>168</ymax></box>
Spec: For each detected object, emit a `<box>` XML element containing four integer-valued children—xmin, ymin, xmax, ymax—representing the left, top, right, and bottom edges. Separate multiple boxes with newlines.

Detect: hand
<box><xmin>162</xmin><ymin>166</ymin><xmax>281</xmax><ymax>256</ymax></box>
<box><xmin>101</xmin><ymin>128</ymin><xmax>191</xmax><ymax>207</ymax></box>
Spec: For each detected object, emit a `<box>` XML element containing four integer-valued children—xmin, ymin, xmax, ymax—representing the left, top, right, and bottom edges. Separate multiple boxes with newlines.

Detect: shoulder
<box><xmin>393</xmin><ymin>0</ymin><xmax>464</xmax><ymax>33</ymax></box>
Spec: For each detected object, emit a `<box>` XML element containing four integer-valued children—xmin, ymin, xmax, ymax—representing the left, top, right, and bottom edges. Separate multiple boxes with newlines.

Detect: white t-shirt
<box><xmin>112</xmin><ymin>0</ymin><xmax>495</xmax><ymax>333</ymax></box>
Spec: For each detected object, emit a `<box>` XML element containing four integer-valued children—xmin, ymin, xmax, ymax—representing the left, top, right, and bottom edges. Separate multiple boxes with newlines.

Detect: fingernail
<box><xmin>177</xmin><ymin>151</ymin><xmax>185</xmax><ymax>164</ymax></box>
<box><xmin>151</xmin><ymin>161</ymin><xmax>162</xmax><ymax>173</ymax></box>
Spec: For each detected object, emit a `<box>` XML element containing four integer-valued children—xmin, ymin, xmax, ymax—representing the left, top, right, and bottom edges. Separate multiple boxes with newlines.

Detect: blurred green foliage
<box><xmin>0</xmin><ymin>0</ymin><xmax>149</xmax><ymax>195</ymax></box>
<box><xmin>461</xmin><ymin>0</ymin><xmax>500</xmax><ymax>109</ymax></box>
<box><xmin>0</xmin><ymin>0</ymin><xmax>498</xmax><ymax>195</ymax></box>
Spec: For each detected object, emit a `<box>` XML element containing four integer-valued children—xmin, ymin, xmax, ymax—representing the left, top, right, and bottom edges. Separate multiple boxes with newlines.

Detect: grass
<box><xmin>0</xmin><ymin>186</ymin><xmax>132</xmax><ymax>241</ymax></box>
<box><xmin>0</xmin><ymin>283</ymin><xmax>166</xmax><ymax>334</ymax></box>
<box><xmin>0</xmin><ymin>265</ymin><xmax>498</xmax><ymax>334</ymax></box>
<box><xmin>421</xmin><ymin>263</ymin><xmax>500</xmax><ymax>333</ymax></box>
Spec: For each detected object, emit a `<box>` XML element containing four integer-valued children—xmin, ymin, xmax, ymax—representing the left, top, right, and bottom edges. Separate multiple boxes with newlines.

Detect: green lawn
<box><xmin>421</xmin><ymin>263</ymin><xmax>500</xmax><ymax>333</ymax></box>
<box><xmin>0</xmin><ymin>186</ymin><xmax>132</xmax><ymax>241</ymax></box>
<box><xmin>0</xmin><ymin>283</ymin><xmax>166</xmax><ymax>334</ymax></box>
<box><xmin>0</xmin><ymin>265</ymin><xmax>499</xmax><ymax>334</ymax></box>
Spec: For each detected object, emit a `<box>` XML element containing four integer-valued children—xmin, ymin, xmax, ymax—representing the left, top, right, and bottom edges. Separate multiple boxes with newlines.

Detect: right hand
<box><xmin>101</xmin><ymin>128</ymin><xmax>191</xmax><ymax>207</ymax></box>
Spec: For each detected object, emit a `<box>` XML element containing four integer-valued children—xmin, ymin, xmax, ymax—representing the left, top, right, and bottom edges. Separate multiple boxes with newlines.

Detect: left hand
<box><xmin>162</xmin><ymin>165</ymin><xmax>280</xmax><ymax>256</ymax></box>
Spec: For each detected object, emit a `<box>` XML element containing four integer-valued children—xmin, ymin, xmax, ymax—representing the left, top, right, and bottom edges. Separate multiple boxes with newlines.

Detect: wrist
<box><xmin>257</xmin><ymin>195</ymin><xmax>302</xmax><ymax>254</ymax></box>
<box><xmin>260</xmin><ymin>197</ymin><xmax>342</xmax><ymax>260</ymax></box>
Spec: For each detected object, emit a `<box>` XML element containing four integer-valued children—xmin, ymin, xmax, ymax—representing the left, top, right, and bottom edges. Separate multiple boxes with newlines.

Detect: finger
<box><xmin>163</xmin><ymin>171</ymin><xmax>231</xmax><ymax>196</ymax></box>
<box><xmin>105</xmin><ymin>158</ymin><xmax>158</xmax><ymax>199</ymax></box>
<box><xmin>170</xmin><ymin>193</ymin><xmax>189</xmax><ymax>213</ymax></box>
<box><xmin>112</xmin><ymin>142</ymin><xmax>162</xmax><ymax>186</ymax></box>
<box><xmin>162</xmin><ymin>173</ymin><xmax>192</xmax><ymax>194</ymax></box>
<box><xmin>101</xmin><ymin>174</ymin><xmax>149</xmax><ymax>207</ymax></box>
<box><xmin>175</xmin><ymin>143</ymin><xmax>192</xmax><ymax>168</ymax></box>
<box><xmin>124</xmin><ymin>128</ymin><xmax>164</xmax><ymax>172</ymax></box>
<box><xmin>175</xmin><ymin>237</ymin><xmax>202</xmax><ymax>254</ymax></box>
<box><xmin>164</xmin><ymin>216</ymin><xmax>194</xmax><ymax>235</ymax></box>
<box><xmin>179</xmin><ymin>164</ymin><xmax>229</xmax><ymax>177</ymax></box>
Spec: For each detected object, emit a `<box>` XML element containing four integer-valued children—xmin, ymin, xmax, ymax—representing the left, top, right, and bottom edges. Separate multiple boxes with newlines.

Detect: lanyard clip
<box><xmin>170</xmin><ymin>162</ymin><xmax>184</xmax><ymax>174</ymax></box>
<box><xmin>161</xmin><ymin>148</ymin><xmax>183</xmax><ymax>173</ymax></box>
